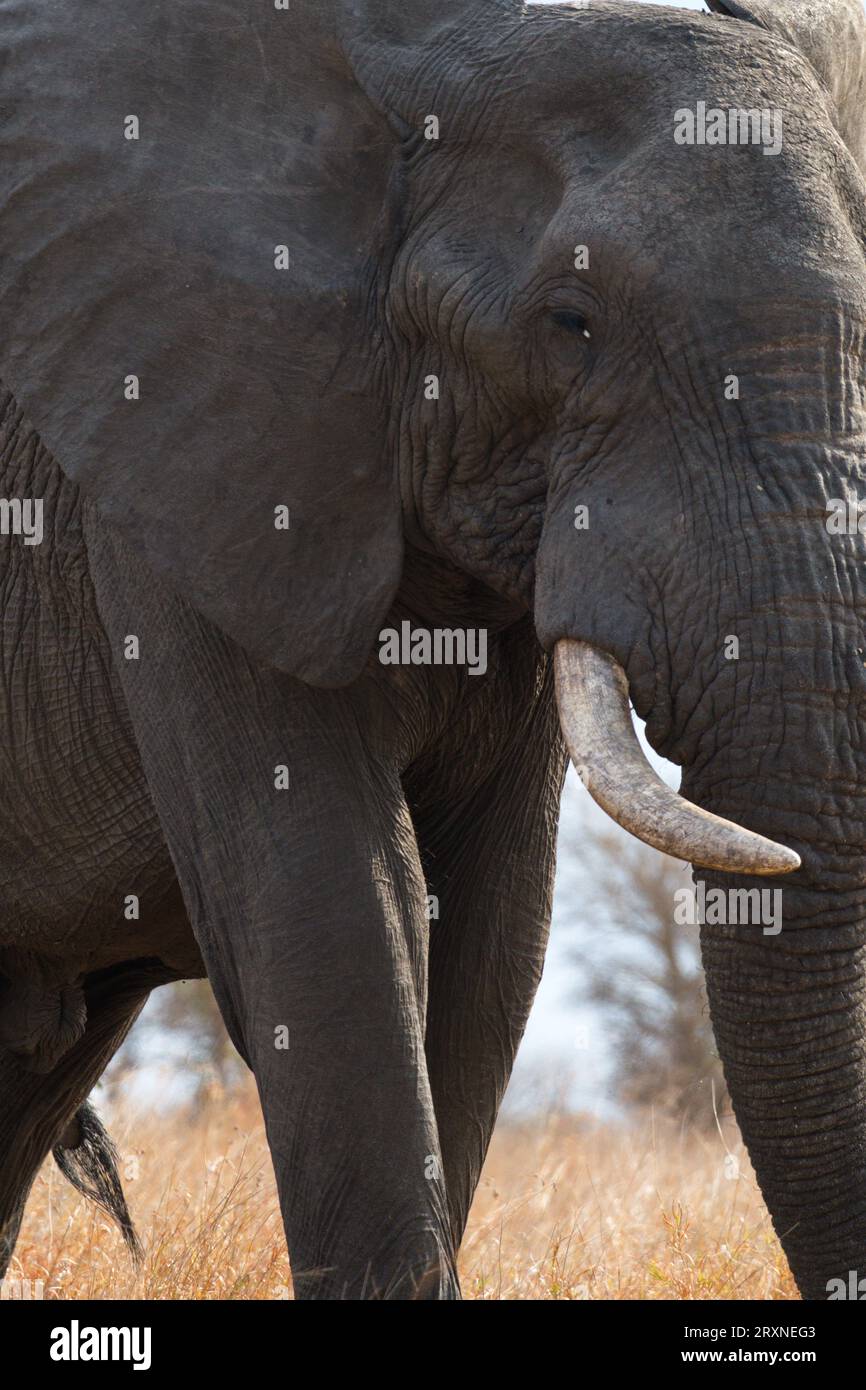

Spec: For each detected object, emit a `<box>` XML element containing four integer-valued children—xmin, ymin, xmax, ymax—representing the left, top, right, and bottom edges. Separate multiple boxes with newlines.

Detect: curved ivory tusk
<box><xmin>554</xmin><ymin>640</ymin><xmax>801</xmax><ymax>875</ymax></box>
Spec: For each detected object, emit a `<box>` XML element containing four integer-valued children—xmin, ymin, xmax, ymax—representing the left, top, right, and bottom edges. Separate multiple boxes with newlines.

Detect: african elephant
<box><xmin>0</xmin><ymin>0</ymin><xmax>864</xmax><ymax>1301</ymax></box>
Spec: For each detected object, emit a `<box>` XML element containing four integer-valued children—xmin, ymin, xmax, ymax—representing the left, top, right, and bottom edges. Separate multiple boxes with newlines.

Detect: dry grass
<box><xmin>8</xmin><ymin>1079</ymin><xmax>797</xmax><ymax>1300</ymax></box>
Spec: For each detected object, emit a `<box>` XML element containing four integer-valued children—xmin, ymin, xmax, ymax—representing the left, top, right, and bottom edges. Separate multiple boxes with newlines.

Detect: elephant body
<box><xmin>0</xmin><ymin>0</ymin><xmax>865</xmax><ymax>1299</ymax></box>
<box><xmin>0</xmin><ymin>395</ymin><xmax>197</xmax><ymax>1008</ymax></box>
<box><xmin>0</xmin><ymin>383</ymin><xmax>564</xmax><ymax>1295</ymax></box>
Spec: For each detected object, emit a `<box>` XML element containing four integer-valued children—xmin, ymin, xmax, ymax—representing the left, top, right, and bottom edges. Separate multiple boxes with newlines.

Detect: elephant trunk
<box><xmin>698</xmin><ymin>851</ymin><xmax>866</xmax><ymax>1299</ymax></box>
<box><xmin>680</xmin><ymin>593</ymin><xmax>866</xmax><ymax>1299</ymax></box>
<box><xmin>554</xmin><ymin>548</ymin><xmax>866</xmax><ymax>1297</ymax></box>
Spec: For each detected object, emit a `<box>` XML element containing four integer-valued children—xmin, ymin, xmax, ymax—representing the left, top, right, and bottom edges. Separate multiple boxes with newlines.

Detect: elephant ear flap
<box><xmin>707</xmin><ymin>0</ymin><xmax>866</xmax><ymax>171</ymax></box>
<box><xmin>0</xmin><ymin>2</ymin><xmax>402</xmax><ymax>686</ymax></box>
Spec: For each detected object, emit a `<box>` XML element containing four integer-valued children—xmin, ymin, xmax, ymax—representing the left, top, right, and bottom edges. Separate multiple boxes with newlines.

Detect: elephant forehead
<box><xmin>390</xmin><ymin>5</ymin><xmax>856</xmax><ymax>290</ymax></box>
<box><xmin>412</xmin><ymin>3</ymin><xmax>827</xmax><ymax>148</ymax></box>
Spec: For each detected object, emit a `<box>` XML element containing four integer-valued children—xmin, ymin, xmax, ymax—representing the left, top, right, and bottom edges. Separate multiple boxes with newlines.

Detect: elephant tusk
<box><xmin>553</xmin><ymin>640</ymin><xmax>801</xmax><ymax>875</ymax></box>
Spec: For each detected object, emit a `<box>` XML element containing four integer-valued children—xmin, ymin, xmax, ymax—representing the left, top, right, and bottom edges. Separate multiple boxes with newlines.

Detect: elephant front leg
<box><xmin>250</xmin><ymin>869</ymin><xmax>456</xmax><ymax>1298</ymax></box>
<box><xmin>89</xmin><ymin>544</ymin><xmax>457</xmax><ymax>1298</ymax></box>
<box><xmin>238</xmin><ymin>785</ymin><xmax>457</xmax><ymax>1299</ymax></box>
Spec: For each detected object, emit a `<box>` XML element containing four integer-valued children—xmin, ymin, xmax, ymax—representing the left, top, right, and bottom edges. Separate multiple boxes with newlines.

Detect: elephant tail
<box><xmin>52</xmin><ymin>1101</ymin><xmax>142</xmax><ymax>1266</ymax></box>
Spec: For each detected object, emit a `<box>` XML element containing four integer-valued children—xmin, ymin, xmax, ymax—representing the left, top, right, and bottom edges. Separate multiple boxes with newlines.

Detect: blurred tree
<box><xmin>104</xmin><ymin>978</ymin><xmax>244</xmax><ymax>1110</ymax></box>
<box><xmin>564</xmin><ymin>824</ymin><xmax>727</xmax><ymax>1127</ymax></box>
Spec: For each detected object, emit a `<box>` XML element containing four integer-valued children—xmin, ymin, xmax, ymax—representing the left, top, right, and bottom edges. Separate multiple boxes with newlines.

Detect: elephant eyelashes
<box><xmin>550</xmin><ymin>309</ymin><xmax>592</xmax><ymax>340</ymax></box>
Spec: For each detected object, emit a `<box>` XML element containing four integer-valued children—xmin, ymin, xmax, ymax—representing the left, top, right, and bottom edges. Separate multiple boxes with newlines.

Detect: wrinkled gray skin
<box><xmin>0</xmin><ymin>0</ymin><xmax>865</xmax><ymax>1300</ymax></box>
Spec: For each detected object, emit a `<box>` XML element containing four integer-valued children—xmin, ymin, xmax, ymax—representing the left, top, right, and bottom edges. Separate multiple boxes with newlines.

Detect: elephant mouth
<box><xmin>553</xmin><ymin>639</ymin><xmax>801</xmax><ymax>875</ymax></box>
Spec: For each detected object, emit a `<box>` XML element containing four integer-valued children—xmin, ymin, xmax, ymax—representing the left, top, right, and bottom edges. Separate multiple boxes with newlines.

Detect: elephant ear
<box><xmin>0</xmin><ymin>1</ymin><xmax>403</xmax><ymax>686</ymax></box>
<box><xmin>707</xmin><ymin>0</ymin><xmax>866</xmax><ymax>172</ymax></box>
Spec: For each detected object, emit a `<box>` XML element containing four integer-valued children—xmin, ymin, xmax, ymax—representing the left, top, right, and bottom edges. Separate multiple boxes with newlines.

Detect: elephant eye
<box><xmin>550</xmin><ymin>309</ymin><xmax>592</xmax><ymax>340</ymax></box>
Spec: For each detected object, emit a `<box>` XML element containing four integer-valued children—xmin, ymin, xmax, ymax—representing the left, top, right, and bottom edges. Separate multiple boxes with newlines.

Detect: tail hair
<box><xmin>52</xmin><ymin>1100</ymin><xmax>142</xmax><ymax>1265</ymax></box>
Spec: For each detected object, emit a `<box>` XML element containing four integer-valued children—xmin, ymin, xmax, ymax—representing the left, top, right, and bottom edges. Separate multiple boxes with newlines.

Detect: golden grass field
<box><xmin>8</xmin><ymin>1079</ymin><xmax>797</xmax><ymax>1300</ymax></box>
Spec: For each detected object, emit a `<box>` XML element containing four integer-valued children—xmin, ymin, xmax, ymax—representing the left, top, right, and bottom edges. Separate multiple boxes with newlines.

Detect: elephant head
<box><xmin>1</xmin><ymin>0</ymin><xmax>866</xmax><ymax>1298</ymax></box>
